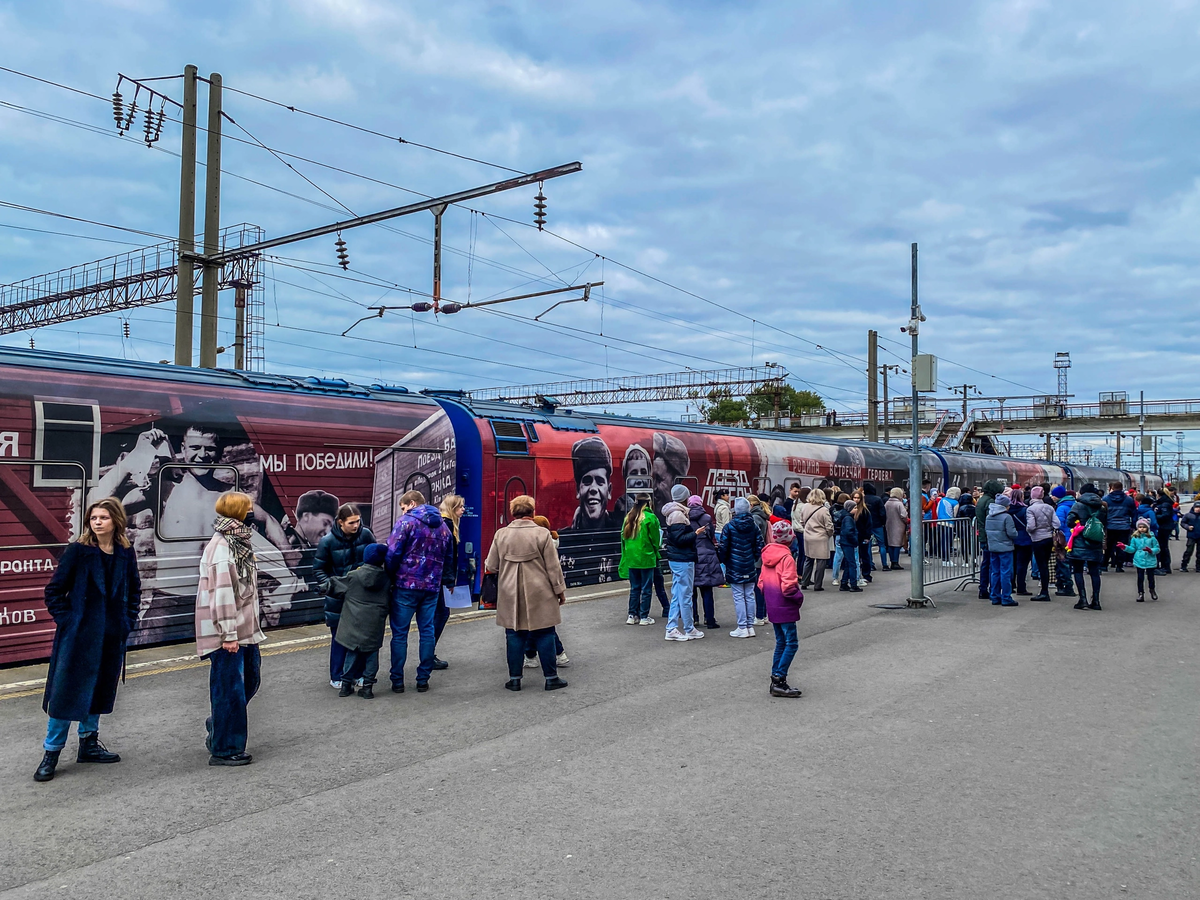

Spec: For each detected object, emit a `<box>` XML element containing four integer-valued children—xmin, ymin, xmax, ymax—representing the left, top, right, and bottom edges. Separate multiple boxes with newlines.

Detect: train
<box><xmin>0</xmin><ymin>345</ymin><xmax>1160</xmax><ymax>665</ymax></box>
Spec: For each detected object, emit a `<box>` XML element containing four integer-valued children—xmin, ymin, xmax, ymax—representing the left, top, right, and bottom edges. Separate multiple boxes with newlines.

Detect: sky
<box><xmin>2</xmin><ymin>0</ymin><xmax>1199</xmax><ymax>463</ymax></box>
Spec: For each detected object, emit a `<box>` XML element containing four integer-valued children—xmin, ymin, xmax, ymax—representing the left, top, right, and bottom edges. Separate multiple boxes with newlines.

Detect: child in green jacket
<box><xmin>618</xmin><ymin>494</ymin><xmax>661</xmax><ymax>625</ymax></box>
<box><xmin>1117</xmin><ymin>518</ymin><xmax>1161</xmax><ymax>602</ymax></box>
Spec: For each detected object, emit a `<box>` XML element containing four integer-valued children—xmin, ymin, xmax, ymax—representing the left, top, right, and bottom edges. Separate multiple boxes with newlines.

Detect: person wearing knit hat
<box><xmin>1050</xmin><ymin>485</ymin><xmax>1066</xmax><ymax>499</ymax></box>
<box><xmin>329</xmin><ymin>543</ymin><xmax>392</xmax><ymax>699</ymax></box>
<box><xmin>1025</xmin><ymin>485</ymin><xmax>1056</xmax><ymax>600</ymax></box>
<box><xmin>563</xmin><ymin>437</ymin><xmax>621</xmax><ymax>533</ymax></box>
<box><xmin>718</xmin><ymin>496</ymin><xmax>765</xmax><ymax>636</ymax></box>
<box><xmin>760</xmin><ymin>518</ymin><xmax>803</xmax><ymax>697</ymax></box>
<box><xmin>661</xmin><ymin>484</ymin><xmax>704</xmax><ymax>641</ymax></box>
<box><xmin>984</xmin><ymin>493</ymin><xmax>1018</xmax><ymax>605</ymax></box>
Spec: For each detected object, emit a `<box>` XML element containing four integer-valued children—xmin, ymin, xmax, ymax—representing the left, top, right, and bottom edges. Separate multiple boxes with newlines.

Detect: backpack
<box><xmin>1082</xmin><ymin>510</ymin><xmax>1105</xmax><ymax>543</ymax></box>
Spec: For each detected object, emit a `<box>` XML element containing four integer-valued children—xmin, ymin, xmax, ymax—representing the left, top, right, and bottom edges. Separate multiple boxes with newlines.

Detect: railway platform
<box><xmin>2</xmin><ymin>564</ymin><xmax>1198</xmax><ymax>899</ymax></box>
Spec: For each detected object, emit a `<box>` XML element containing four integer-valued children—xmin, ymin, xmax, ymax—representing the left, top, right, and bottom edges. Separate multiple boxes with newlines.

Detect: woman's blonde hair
<box><xmin>439</xmin><ymin>493</ymin><xmax>465</xmax><ymax>540</ymax></box>
<box><xmin>509</xmin><ymin>494</ymin><xmax>536</xmax><ymax>519</ymax></box>
<box><xmin>623</xmin><ymin>493</ymin><xmax>651</xmax><ymax>539</ymax></box>
<box><xmin>807</xmin><ymin>488</ymin><xmax>826</xmax><ymax>505</ymax></box>
<box><xmin>79</xmin><ymin>497</ymin><xmax>131</xmax><ymax>549</ymax></box>
<box><xmin>215</xmin><ymin>491</ymin><xmax>253</xmax><ymax>521</ymax></box>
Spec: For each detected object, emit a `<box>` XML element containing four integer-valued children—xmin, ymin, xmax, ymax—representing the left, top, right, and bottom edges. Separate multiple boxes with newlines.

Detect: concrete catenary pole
<box><xmin>867</xmin><ymin>330</ymin><xmax>879</xmax><ymax>443</ymax></box>
<box><xmin>908</xmin><ymin>243</ymin><xmax>925</xmax><ymax>605</ymax></box>
<box><xmin>199</xmin><ymin>72</ymin><xmax>223</xmax><ymax>369</ymax></box>
<box><xmin>173</xmin><ymin>65</ymin><xmax>198</xmax><ymax>366</ymax></box>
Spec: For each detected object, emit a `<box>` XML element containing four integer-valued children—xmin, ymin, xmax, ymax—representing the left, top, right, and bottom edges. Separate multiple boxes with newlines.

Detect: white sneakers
<box><xmin>685</xmin><ymin>629</ymin><xmax>705</xmax><ymax>640</ymax></box>
<box><xmin>328</xmin><ymin>679</ymin><xmax>341</xmax><ymax>689</ymax></box>
<box><xmin>729</xmin><ymin>627</ymin><xmax>750</xmax><ymax>638</ymax></box>
<box><xmin>556</xmin><ymin>652</ymin><xmax>571</xmax><ymax>667</ymax></box>
<box><xmin>665</xmin><ymin>628</ymin><xmax>688</xmax><ymax>641</ymax></box>
<box><xmin>753</xmin><ymin>617</ymin><xmax>768</xmax><ymax>626</ymax></box>
<box><xmin>748</xmin><ymin>626</ymin><xmax>756</xmax><ymax>637</ymax></box>
<box><xmin>625</xmin><ymin>614</ymin><xmax>638</xmax><ymax>625</ymax></box>
<box><xmin>523</xmin><ymin>655</ymin><xmax>539</xmax><ymax>669</ymax></box>
<box><xmin>638</xmin><ymin>617</ymin><xmax>655</xmax><ymax>626</ymax></box>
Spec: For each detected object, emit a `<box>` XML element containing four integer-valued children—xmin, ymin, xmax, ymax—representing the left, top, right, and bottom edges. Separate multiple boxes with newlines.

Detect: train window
<box><xmin>674</xmin><ymin>476</ymin><xmax>699</xmax><ymax>495</ymax></box>
<box><xmin>154</xmin><ymin>464</ymin><xmax>240</xmax><ymax>541</ymax></box>
<box><xmin>524</xmin><ymin>422</ymin><xmax>540</xmax><ymax>443</ymax></box>
<box><xmin>34</xmin><ymin>400</ymin><xmax>101</xmax><ymax>487</ymax></box>
<box><xmin>753</xmin><ymin>477</ymin><xmax>773</xmax><ymax>496</ymax></box>
<box><xmin>490</xmin><ymin>420</ymin><xmax>529</xmax><ymax>455</ymax></box>
<box><xmin>500</xmin><ymin>476</ymin><xmax>528</xmax><ymax>525</ymax></box>
<box><xmin>404</xmin><ymin>473</ymin><xmax>433</xmax><ymax>507</ymax></box>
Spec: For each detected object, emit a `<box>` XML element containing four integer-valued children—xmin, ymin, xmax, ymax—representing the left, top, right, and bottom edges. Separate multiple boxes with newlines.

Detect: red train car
<box><xmin>0</xmin><ymin>347</ymin><xmax>439</xmax><ymax>665</ymax></box>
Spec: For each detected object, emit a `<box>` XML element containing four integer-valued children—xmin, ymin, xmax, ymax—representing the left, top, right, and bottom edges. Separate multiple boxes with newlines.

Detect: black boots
<box><xmin>1073</xmin><ymin>597</ymin><xmax>1088</xmax><ymax>610</ymax></box>
<box><xmin>1150</xmin><ymin>590</ymin><xmax>1158</xmax><ymax>601</ymax></box>
<box><xmin>1088</xmin><ymin>599</ymin><xmax>1102</xmax><ymax>611</ymax></box>
<box><xmin>770</xmin><ymin>676</ymin><xmax>802</xmax><ymax>698</ymax></box>
<box><xmin>505</xmin><ymin>678</ymin><xmax>522</xmax><ymax>691</ymax></box>
<box><xmin>1137</xmin><ymin>593</ymin><xmax>1145</xmax><ymax>602</ymax></box>
<box><xmin>432</xmin><ymin>656</ymin><xmax>449</xmax><ymax>670</ymax></box>
<box><xmin>338</xmin><ymin>680</ymin><xmax>355</xmax><ymax>697</ymax></box>
<box><xmin>1030</xmin><ymin>593</ymin><xmax>1051</xmax><ymax>601</ymax></box>
<box><xmin>34</xmin><ymin>749</ymin><xmax>60</xmax><ymax>782</ymax></box>
<box><xmin>358</xmin><ymin>684</ymin><xmax>374</xmax><ymax>699</ymax></box>
<box><xmin>77</xmin><ymin>733</ymin><xmax>120</xmax><ymax>764</ymax></box>
<box><xmin>544</xmin><ymin>677</ymin><xmax>569</xmax><ymax>691</ymax></box>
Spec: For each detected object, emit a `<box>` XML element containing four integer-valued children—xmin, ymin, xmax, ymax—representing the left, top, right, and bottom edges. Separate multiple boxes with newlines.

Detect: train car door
<box><xmin>496</xmin><ymin>457</ymin><xmax>536</xmax><ymax>527</ymax></box>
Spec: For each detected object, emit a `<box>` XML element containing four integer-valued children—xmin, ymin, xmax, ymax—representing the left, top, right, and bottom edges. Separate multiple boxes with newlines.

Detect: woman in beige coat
<box><xmin>798</xmin><ymin>488</ymin><xmax>834</xmax><ymax>591</ymax></box>
<box><xmin>485</xmin><ymin>495</ymin><xmax>568</xmax><ymax>692</ymax></box>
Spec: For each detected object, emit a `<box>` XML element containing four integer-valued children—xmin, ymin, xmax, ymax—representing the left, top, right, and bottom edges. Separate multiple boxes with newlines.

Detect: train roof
<box><xmin>0</xmin><ymin>345</ymin><xmax>439</xmax><ymax>406</ymax></box>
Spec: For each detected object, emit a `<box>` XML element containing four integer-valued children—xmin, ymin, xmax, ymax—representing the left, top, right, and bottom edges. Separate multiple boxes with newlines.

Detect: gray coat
<box><xmin>1025</xmin><ymin>499</ymin><xmax>1057</xmax><ymax>543</ymax></box>
<box><xmin>329</xmin><ymin>564</ymin><xmax>391</xmax><ymax>652</ymax></box>
<box><xmin>984</xmin><ymin>503</ymin><xmax>1018</xmax><ymax>552</ymax></box>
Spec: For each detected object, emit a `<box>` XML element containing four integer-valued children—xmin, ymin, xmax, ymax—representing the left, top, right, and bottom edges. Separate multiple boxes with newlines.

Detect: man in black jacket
<box><xmin>862</xmin><ymin>482</ymin><xmax>888</xmax><ymax>573</ymax></box>
<box><xmin>1152</xmin><ymin>490</ymin><xmax>1176</xmax><ymax>575</ymax></box>
<box><xmin>1102</xmin><ymin>482</ymin><xmax>1136</xmax><ymax>572</ymax></box>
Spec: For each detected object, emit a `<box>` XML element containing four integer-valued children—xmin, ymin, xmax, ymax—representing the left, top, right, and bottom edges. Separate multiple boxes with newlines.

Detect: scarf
<box><xmin>214</xmin><ymin>515</ymin><xmax>256</xmax><ymax>583</ymax></box>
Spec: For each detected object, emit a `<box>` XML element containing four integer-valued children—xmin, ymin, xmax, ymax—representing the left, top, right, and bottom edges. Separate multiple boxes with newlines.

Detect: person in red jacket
<box><xmin>759</xmin><ymin>520</ymin><xmax>804</xmax><ymax>698</ymax></box>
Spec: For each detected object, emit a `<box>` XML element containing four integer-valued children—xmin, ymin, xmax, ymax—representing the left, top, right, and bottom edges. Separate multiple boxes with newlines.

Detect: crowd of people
<box><xmin>29</xmin><ymin>476</ymin><xmax>1191</xmax><ymax>781</ymax></box>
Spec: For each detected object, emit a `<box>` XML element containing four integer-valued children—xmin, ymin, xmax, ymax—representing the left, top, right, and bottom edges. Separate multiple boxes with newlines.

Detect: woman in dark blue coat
<box><xmin>36</xmin><ymin>497</ymin><xmax>140</xmax><ymax>782</ymax></box>
<box><xmin>314</xmin><ymin>503</ymin><xmax>375</xmax><ymax>688</ymax></box>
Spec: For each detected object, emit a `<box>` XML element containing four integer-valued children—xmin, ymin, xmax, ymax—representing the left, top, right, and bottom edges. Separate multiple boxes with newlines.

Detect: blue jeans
<box><xmin>507</xmin><ymin>627</ymin><xmax>557</xmax><ymax>678</ymax></box>
<box><xmin>772</xmin><ymin>622</ymin><xmax>799</xmax><ymax>679</ymax></box>
<box><xmin>652</xmin><ymin>565</ymin><xmax>670</xmax><ymax>615</ymax></box>
<box><xmin>730</xmin><ymin>581</ymin><xmax>755</xmax><ymax>628</ymax></box>
<box><xmin>871</xmin><ymin>526</ymin><xmax>888</xmax><ymax>569</ymax></box>
<box><xmin>328</xmin><ymin>615</ymin><xmax>347</xmax><ymax>684</ymax></box>
<box><xmin>434</xmin><ymin>591</ymin><xmax>451</xmax><ymax>643</ymax></box>
<box><xmin>839</xmin><ymin>543</ymin><xmax>858</xmax><ymax>585</ymax></box>
<box><xmin>988</xmin><ymin>551</ymin><xmax>1014</xmax><ymax>603</ymax></box>
<box><xmin>979</xmin><ymin>544</ymin><xmax>991</xmax><ymax>596</ymax></box>
<box><xmin>341</xmin><ymin>649</ymin><xmax>380</xmax><ymax>685</ymax></box>
<box><xmin>833</xmin><ymin>543</ymin><xmax>858</xmax><ymax>582</ymax></box>
<box><xmin>627</xmin><ymin>568</ymin><xmax>655</xmax><ymax>618</ymax></box>
<box><xmin>205</xmin><ymin>644</ymin><xmax>261</xmax><ymax>758</ymax></box>
<box><xmin>44</xmin><ymin>713</ymin><xmax>100</xmax><ymax>751</ymax></box>
<box><xmin>887</xmin><ymin>545</ymin><xmax>901</xmax><ymax>566</ymax></box>
<box><xmin>667</xmin><ymin>561</ymin><xmax>696</xmax><ymax>633</ymax></box>
<box><xmin>389</xmin><ymin>588</ymin><xmax>438</xmax><ymax>686</ymax></box>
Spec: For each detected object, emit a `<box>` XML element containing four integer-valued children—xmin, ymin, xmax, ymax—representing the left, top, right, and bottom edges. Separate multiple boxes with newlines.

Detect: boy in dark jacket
<box><xmin>837</xmin><ymin>500</ymin><xmax>863</xmax><ymax>593</ymax></box>
<box><xmin>328</xmin><ymin>543</ymin><xmax>391</xmax><ymax>699</ymax></box>
<box><xmin>1102</xmin><ymin>483</ymin><xmax>1136</xmax><ymax>572</ymax></box>
<box><xmin>719</xmin><ymin>498</ymin><xmax>765</xmax><ymax>637</ymax></box>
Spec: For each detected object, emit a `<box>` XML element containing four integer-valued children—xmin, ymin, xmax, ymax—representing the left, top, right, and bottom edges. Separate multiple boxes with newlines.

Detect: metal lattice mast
<box><xmin>468</xmin><ymin>366</ymin><xmax>789</xmax><ymax>407</ymax></box>
<box><xmin>1055</xmin><ymin>351</ymin><xmax>1071</xmax><ymax>400</ymax></box>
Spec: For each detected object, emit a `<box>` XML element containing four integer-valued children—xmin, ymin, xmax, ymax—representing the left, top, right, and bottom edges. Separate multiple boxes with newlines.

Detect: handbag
<box><xmin>443</xmin><ymin>585</ymin><xmax>473</xmax><ymax>609</ymax></box>
<box><xmin>480</xmin><ymin>572</ymin><xmax>498</xmax><ymax>610</ymax></box>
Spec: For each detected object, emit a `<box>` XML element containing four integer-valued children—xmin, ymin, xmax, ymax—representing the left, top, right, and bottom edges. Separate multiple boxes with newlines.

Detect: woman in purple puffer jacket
<box><xmin>758</xmin><ymin>519</ymin><xmax>804</xmax><ymax>699</ymax></box>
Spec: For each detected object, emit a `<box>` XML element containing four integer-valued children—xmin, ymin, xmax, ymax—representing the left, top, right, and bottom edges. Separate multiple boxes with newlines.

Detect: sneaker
<box><xmin>747</xmin><ymin>626</ymin><xmax>756</xmax><ymax>637</ymax></box>
<box><xmin>523</xmin><ymin>655</ymin><xmax>539</xmax><ymax>669</ymax></box>
<box><xmin>685</xmin><ymin>629</ymin><xmax>705</xmax><ymax>640</ymax></box>
<box><xmin>556</xmin><ymin>651</ymin><xmax>571</xmax><ymax>667</ymax></box>
<box><xmin>329</xmin><ymin>679</ymin><xmax>342</xmax><ymax>690</ymax></box>
<box><xmin>729</xmin><ymin>627</ymin><xmax>749</xmax><ymax>638</ymax></box>
<box><xmin>665</xmin><ymin>628</ymin><xmax>688</xmax><ymax>641</ymax></box>
<box><xmin>625</xmin><ymin>615</ymin><xmax>638</xmax><ymax>625</ymax></box>
<box><xmin>638</xmin><ymin>617</ymin><xmax>656</xmax><ymax>626</ymax></box>
<box><xmin>831</xmin><ymin>579</ymin><xmax>839</xmax><ymax>586</ymax></box>
<box><xmin>753</xmin><ymin>617</ymin><xmax>768</xmax><ymax>626</ymax></box>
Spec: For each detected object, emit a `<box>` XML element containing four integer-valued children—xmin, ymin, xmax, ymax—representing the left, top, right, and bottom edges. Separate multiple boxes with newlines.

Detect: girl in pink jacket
<box><xmin>759</xmin><ymin>520</ymin><xmax>804</xmax><ymax>698</ymax></box>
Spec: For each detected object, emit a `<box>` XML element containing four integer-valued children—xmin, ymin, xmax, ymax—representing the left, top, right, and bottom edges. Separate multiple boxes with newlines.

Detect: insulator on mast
<box><xmin>335</xmin><ymin>233</ymin><xmax>349</xmax><ymax>270</ymax></box>
<box><xmin>534</xmin><ymin>185</ymin><xmax>547</xmax><ymax>231</ymax></box>
<box><xmin>112</xmin><ymin>90</ymin><xmax>124</xmax><ymax>129</ymax></box>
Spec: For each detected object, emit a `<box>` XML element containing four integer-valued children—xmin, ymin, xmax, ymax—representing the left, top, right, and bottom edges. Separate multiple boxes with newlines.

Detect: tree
<box><xmin>745</xmin><ymin>383</ymin><xmax>824</xmax><ymax>418</ymax></box>
<box><xmin>700</xmin><ymin>388</ymin><xmax>748</xmax><ymax>425</ymax></box>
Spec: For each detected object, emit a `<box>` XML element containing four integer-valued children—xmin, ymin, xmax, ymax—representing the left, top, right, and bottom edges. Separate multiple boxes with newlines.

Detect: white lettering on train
<box><xmin>0</xmin><ymin>607</ymin><xmax>38</xmax><ymax>625</ymax></box>
<box><xmin>702</xmin><ymin>468</ymin><xmax>752</xmax><ymax>507</ymax></box>
<box><xmin>0</xmin><ymin>431</ymin><xmax>18</xmax><ymax>457</ymax></box>
<box><xmin>0</xmin><ymin>558</ymin><xmax>56</xmax><ymax>575</ymax></box>
<box><xmin>260</xmin><ymin>454</ymin><xmax>287</xmax><ymax>473</ymax></box>
<box><xmin>293</xmin><ymin>450</ymin><xmax>375</xmax><ymax>471</ymax></box>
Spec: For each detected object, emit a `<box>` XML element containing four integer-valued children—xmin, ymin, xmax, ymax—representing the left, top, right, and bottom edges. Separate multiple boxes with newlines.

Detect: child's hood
<box><xmin>356</xmin><ymin>563</ymin><xmax>390</xmax><ymax>591</ymax></box>
<box><xmin>761</xmin><ymin>543</ymin><xmax>792</xmax><ymax>567</ymax></box>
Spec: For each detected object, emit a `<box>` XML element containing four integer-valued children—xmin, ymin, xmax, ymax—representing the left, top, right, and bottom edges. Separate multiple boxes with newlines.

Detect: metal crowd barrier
<box><xmin>920</xmin><ymin>517</ymin><xmax>979</xmax><ymax>587</ymax></box>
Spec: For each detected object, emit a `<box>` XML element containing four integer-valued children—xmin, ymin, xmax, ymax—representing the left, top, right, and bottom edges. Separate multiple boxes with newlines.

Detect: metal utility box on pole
<box><xmin>173</xmin><ymin>65</ymin><xmax>198</xmax><ymax>366</ymax></box>
<box><xmin>867</xmin><ymin>330</ymin><xmax>879</xmax><ymax>443</ymax></box>
<box><xmin>199</xmin><ymin>72</ymin><xmax>223</xmax><ymax>369</ymax></box>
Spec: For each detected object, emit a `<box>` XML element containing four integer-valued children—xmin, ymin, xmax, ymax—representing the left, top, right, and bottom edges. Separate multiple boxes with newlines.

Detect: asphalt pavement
<box><xmin>2</xmin><ymin>562</ymin><xmax>1198</xmax><ymax>900</ymax></box>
